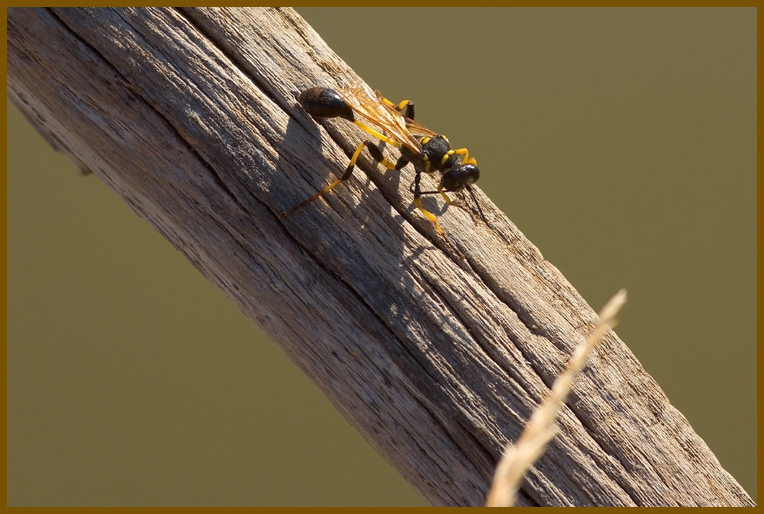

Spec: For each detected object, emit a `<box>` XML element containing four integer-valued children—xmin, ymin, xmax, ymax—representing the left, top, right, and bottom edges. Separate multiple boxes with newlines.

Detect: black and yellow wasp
<box><xmin>286</xmin><ymin>85</ymin><xmax>483</xmax><ymax>235</ymax></box>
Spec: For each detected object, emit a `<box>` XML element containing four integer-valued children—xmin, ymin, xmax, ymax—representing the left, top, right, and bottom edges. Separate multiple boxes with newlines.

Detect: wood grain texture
<box><xmin>7</xmin><ymin>7</ymin><xmax>754</xmax><ymax>507</ymax></box>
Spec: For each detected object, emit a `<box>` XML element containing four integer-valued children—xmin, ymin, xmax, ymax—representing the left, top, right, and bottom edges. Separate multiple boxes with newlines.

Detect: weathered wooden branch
<box><xmin>7</xmin><ymin>7</ymin><xmax>754</xmax><ymax>507</ymax></box>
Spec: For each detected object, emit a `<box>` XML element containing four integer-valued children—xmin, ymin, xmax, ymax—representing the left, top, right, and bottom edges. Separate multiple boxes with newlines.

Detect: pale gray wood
<box><xmin>7</xmin><ymin>7</ymin><xmax>754</xmax><ymax>507</ymax></box>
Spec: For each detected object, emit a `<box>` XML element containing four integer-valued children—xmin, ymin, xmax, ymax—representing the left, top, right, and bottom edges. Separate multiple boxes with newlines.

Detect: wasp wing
<box><xmin>402</xmin><ymin>117</ymin><xmax>439</xmax><ymax>139</ymax></box>
<box><xmin>338</xmin><ymin>86</ymin><xmax>422</xmax><ymax>156</ymax></box>
<box><xmin>371</xmin><ymin>91</ymin><xmax>440</xmax><ymax>140</ymax></box>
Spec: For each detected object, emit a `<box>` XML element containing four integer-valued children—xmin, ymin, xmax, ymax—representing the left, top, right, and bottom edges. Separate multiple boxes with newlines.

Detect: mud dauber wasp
<box><xmin>285</xmin><ymin>85</ymin><xmax>484</xmax><ymax>236</ymax></box>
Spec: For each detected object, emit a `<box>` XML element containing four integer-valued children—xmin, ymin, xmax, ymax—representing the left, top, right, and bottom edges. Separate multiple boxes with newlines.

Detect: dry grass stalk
<box><xmin>485</xmin><ymin>289</ymin><xmax>628</xmax><ymax>507</ymax></box>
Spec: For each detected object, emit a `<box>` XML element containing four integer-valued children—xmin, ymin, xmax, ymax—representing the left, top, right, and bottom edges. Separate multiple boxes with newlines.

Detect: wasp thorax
<box><xmin>421</xmin><ymin>136</ymin><xmax>456</xmax><ymax>171</ymax></box>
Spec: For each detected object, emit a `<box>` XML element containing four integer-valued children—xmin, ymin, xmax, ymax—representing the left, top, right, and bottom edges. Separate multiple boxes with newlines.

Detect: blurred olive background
<box><xmin>7</xmin><ymin>8</ymin><xmax>755</xmax><ymax>506</ymax></box>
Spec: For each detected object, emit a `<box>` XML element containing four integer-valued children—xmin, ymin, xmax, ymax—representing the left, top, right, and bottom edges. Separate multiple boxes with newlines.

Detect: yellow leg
<box><xmin>315</xmin><ymin>140</ymin><xmax>395</xmax><ymax>198</ymax></box>
<box><xmin>452</xmin><ymin>148</ymin><xmax>477</xmax><ymax>166</ymax></box>
<box><xmin>437</xmin><ymin>184</ymin><xmax>454</xmax><ymax>205</ymax></box>
<box><xmin>281</xmin><ymin>140</ymin><xmax>399</xmax><ymax>217</ymax></box>
<box><xmin>438</xmin><ymin>184</ymin><xmax>470</xmax><ymax>214</ymax></box>
<box><xmin>382</xmin><ymin>97</ymin><xmax>413</xmax><ymax>112</ymax></box>
<box><xmin>348</xmin><ymin>139</ymin><xmax>370</xmax><ymax>168</ymax></box>
<box><xmin>353</xmin><ymin>120</ymin><xmax>400</xmax><ymax>147</ymax></box>
<box><xmin>381</xmin><ymin>97</ymin><xmax>414</xmax><ymax>116</ymax></box>
<box><xmin>414</xmin><ymin>198</ymin><xmax>444</xmax><ymax>234</ymax></box>
<box><xmin>309</xmin><ymin>178</ymin><xmax>342</xmax><ymax>201</ymax></box>
<box><xmin>305</xmin><ymin>142</ymin><xmax>369</xmax><ymax>200</ymax></box>
<box><xmin>347</xmin><ymin>140</ymin><xmax>398</xmax><ymax>170</ymax></box>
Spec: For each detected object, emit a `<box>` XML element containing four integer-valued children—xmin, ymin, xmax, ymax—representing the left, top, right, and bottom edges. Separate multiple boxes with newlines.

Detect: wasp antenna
<box><xmin>467</xmin><ymin>186</ymin><xmax>487</xmax><ymax>226</ymax></box>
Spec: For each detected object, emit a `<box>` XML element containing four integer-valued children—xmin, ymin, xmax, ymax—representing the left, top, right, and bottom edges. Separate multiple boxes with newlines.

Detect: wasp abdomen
<box><xmin>297</xmin><ymin>87</ymin><xmax>354</xmax><ymax>121</ymax></box>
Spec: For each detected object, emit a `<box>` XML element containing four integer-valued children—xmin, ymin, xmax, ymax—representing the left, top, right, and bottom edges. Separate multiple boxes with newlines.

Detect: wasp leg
<box><xmin>382</xmin><ymin>97</ymin><xmax>415</xmax><ymax>119</ymax></box>
<box><xmin>283</xmin><ymin>141</ymin><xmax>407</xmax><ymax>216</ymax></box>
<box><xmin>412</xmin><ymin>172</ymin><xmax>445</xmax><ymax>234</ymax></box>
<box><xmin>353</xmin><ymin>120</ymin><xmax>400</xmax><ymax>147</ymax></box>
<box><xmin>417</xmin><ymin>185</ymin><xmax>467</xmax><ymax>211</ymax></box>
<box><xmin>412</xmin><ymin>181</ymin><xmax>457</xmax><ymax>206</ymax></box>
<box><xmin>451</xmin><ymin>148</ymin><xmax>477</xmax><ymax>166</ymax></box>
<box><xmin>416</xmin><ymin>184</ymin><xmax>484</xmax><ymax>227</ymax></box>
<box><xmin>436</xmin><ymin>184</ymin><xmax>457</xmax><ymax>205</ymax></box>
